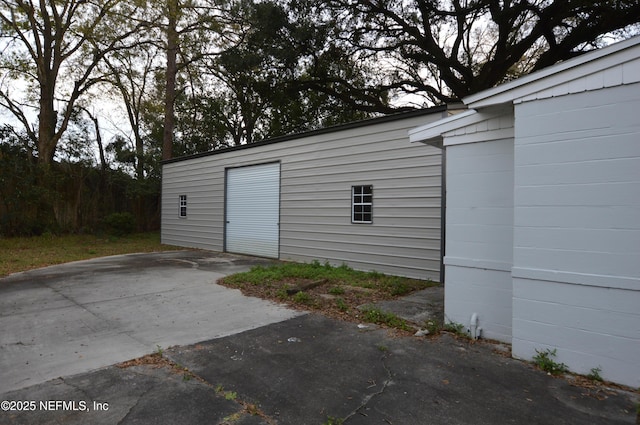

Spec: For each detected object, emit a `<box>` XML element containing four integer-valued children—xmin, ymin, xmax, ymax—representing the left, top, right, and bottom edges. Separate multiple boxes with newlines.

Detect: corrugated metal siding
<box><xmin>225</xmin><ymin>163</ymin><xmax>280</xmax><ymax>258</ymax></box>
<box><xmin>162</xmin><ymin>157</ymin><xmax>226</xmax><ymax>251</ymax></box>
<box><xmin>162</xmin><ymin>112</ymin><xmax>446</xmax><ymax>280</ymax></box>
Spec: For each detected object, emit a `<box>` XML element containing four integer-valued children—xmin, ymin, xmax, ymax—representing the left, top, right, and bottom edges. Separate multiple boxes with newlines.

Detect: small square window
<box><xmin>179</xmin><ymin>195</ymin><xmax>187</xmax><ymax>218</ymax></box>
<box><xmin>352</xmin><ymin>185</ymin><xmax>372</xmax><ymax>223</ymax></box>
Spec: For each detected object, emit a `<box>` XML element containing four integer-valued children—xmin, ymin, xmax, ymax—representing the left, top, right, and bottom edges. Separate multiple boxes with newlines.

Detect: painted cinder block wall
<box><xmin>409</xmin><ymin>107</ymin><xmax>518</xmax><ymax>343</ymax></box>
<box><xmin>442</xmin><ymin>113</ymin><xmax>515</xmax><ymax>343</ymax></box>
<box><xmin>162</xmin><ymin>110</ymin><xmax>448</xmax><ymax>281</ymax></box>
<box><xmin>410</xmin><ymin>36</ymin><xmax>640</xmax><ymax>387</ymax></box>
<box><xmin>511</xmin><ymin>82</ymin><xmax>640</xmax><ymax>387</ymax></box>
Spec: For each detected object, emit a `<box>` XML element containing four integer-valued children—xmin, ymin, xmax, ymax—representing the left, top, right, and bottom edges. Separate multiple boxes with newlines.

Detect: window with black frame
<box><xmin>179</xmin><ymin>195</ymin><xmax>187</xmax><ymax>218</ymax></box>
<box><xmin>352</xmin><ymin>185</ymin><xmax>372</xmax><ymax>223</ymax></box>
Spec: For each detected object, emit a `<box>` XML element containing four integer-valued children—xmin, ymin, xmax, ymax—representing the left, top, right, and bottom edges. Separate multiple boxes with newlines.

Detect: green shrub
<box><xmin>104</xmin><ymin>212</ymin><xmax>136</xmax><ymax>236</ymax></box>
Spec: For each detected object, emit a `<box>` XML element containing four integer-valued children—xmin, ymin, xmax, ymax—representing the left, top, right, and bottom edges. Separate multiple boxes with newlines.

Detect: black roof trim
<box><xmin>162</xmin><ymin>105</ymin><xmax>450</xmax><ymax>164</ymax></box>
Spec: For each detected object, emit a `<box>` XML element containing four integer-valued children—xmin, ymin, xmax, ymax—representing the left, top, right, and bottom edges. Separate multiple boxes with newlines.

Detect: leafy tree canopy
<box><xmin>305</xmin><ymin>0</ymin><xmax>640</xmax><ymax>106</ymax></box>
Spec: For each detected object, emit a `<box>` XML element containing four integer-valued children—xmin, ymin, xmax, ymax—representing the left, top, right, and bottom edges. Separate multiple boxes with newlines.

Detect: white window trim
<box><xmin>351</xmin><ymin>185</ymin><xmax>373</xmax><ymax>224</ymax></box>
<box><xmin>179</xmin><ymin>195</ymin><xmax>187</xmax><ymax>218</ymax></box>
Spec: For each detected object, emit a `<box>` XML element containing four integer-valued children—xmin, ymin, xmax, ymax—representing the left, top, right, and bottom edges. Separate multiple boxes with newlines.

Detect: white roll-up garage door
<box><xmin>225</xmin><ymin>162</ymin><xmax>280</xmax><ymax>258</ymax></box>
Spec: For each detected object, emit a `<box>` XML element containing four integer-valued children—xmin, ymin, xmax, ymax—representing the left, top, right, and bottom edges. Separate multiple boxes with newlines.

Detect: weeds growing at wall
<box><xmin>533</xmin><ymin>349</ymin><xmax>569</xmax><ymax>375</ymax></box>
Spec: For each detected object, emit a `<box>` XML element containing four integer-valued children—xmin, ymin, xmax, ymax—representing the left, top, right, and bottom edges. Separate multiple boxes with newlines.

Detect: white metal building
<box><xmin>162</xmin><ymin>107</ymin><xmax>457</xmax><ymax>281</ymax></box>
<box><xmin>410</xmin><ymin>36</ymin><xmax>640</xmax><ymax>387</ymax></box>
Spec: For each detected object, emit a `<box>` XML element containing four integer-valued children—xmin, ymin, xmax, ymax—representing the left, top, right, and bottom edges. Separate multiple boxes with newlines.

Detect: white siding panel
<box><xmin>282</xmin><ymin>244</ymin><xmax>441</xmax><ymax>278</ymax></box>
<box><xmin>604</xmin><ymin>64</ymin><xmax>624</xmax><ymax>87</ymax></box>
<box><xmin>518</xmin><ymin>57</ymin><xmax>640</xmax><ymax>103</ymax></box>
<box><xmin>283</xmin><ymin>223</ymin><xmax>441</xmax><ymax>240</ymax></box>
<box><xmin>623</xmin><ymin>57</ymin><xmax>640</xmax><ymax>83</ymax></box>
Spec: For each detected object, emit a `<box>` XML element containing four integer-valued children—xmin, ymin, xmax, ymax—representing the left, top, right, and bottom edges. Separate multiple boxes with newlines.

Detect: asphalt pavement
<box><xmin>0</xmin><ymin>251</ymin><xmax>637</xmax><ymax>424</ymax></box>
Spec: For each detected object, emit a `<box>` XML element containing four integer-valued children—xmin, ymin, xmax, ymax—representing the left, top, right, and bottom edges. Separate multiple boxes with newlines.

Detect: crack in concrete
<box><xmin>161</xmin><ymin>352</ymin><xmax>279</xmax><ymax>425</ymax></box>
<box><xmin>60</xmin><ymin>376</ymin><xmax>94</xmax><ymax>402</ymax></box>
<box><xmin>42</xmin><ymin>280</ymin><xmax>172</xmax><ymax>352</ymax></box>
<box><xmin>115</xmin><ymin>383</ymin><xmax>155</xmax><ymax>425</ymax></box>
<box><xmin>343</xmin><ymin>354</ymin><xmax>393</xmax><ymax>423</ymax></box>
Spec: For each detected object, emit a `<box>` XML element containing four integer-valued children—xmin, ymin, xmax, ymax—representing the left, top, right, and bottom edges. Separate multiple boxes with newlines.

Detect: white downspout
<box><xmin>470</xmin><ymin>313</ymin><xmax>480</xmax><ymax>340</ymax></box>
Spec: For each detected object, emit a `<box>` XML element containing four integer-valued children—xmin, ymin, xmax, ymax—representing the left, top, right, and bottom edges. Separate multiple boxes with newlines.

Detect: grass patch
<box><xmin>335</xmin><ymin>298</ymin><xmax>348</xmax><ymax>312</ymax></box>
<box><xmin>219</xmin><ymin>260</ymin><xmax>436</xmax><ymax>330</ymax></box>
<box><xmin>360</xmin><ymin>305</ymin><xmax>412</xmax><ymax>331</ymax></box>
<box><xmin>292</xmin><ymin>291</ymin><xmax>314</xmax><ymax>305</ymax></box>
<box><xmin>223</xmin><ymin>260</ymin><xmax>347</xmax><ymax>287</ymax></box>
<box><xmin>328</xmin><ymin>285</ymin><xmax>345</xmax><ymax>295</ymax></box>
<box><xmin>0</xmin><ymin>232</ymin><xmax>181</xmax><ymax>277</ymax></box>
<box><xmin>442</xmin><ymin>321</ymin><xmax>467</xmax><ymax>336</ymax></box>
<box><xmin>222</xmin><ymin>260</ymin><xmax>431</xmax><ymax>295</ymax></box>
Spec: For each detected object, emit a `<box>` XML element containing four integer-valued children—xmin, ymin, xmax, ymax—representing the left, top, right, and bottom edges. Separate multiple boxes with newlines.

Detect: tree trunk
<box><xmin>37</xmin><ymin>83</ymin><xmax>58</xmax><ymax>165</ymax></box>
<box><xmin>162</xmin><ymin>0</ymin><xmax>178</xmax><ymax>161</ymax></box>
<box><xmin>135</xmin><ymin>131</ymin><xmax>145</xmax><ymax>179</ymax></box>
<box><xmin>94</xmin><ymin>118</ymin><xmax>108</xmax><ymax>172</ymax></box>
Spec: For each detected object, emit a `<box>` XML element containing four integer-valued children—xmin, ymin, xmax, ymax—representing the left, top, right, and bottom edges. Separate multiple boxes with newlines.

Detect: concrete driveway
<box><xmin>0</xmin><ymin>251</ymin><xmax>301</xmax><ymax>394</ymax></box>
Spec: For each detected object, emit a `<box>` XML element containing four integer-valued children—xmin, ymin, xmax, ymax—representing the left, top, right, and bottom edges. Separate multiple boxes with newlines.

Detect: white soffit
<box><xmin>409</xmin><ymin>108</ymin><xmax>510</xmax><ymax>144</ymax></box>
<box><xmin>409</xmin><ymin>109</ymin><xmax>478</xmax><ymax>144</ymax></box>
